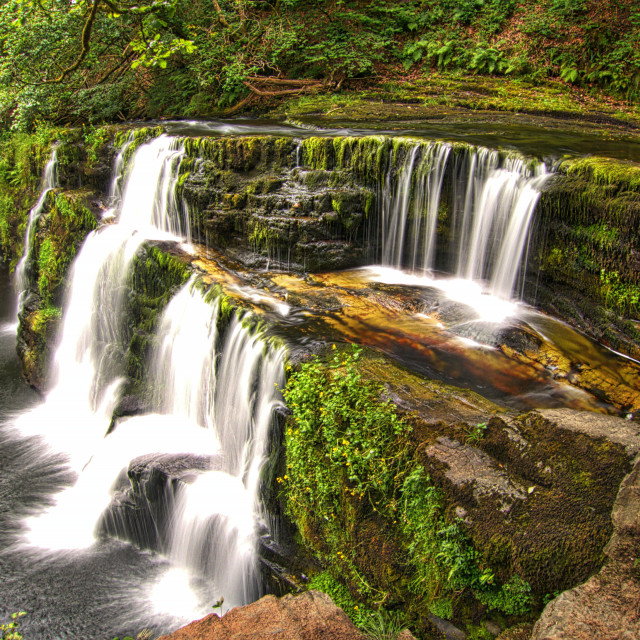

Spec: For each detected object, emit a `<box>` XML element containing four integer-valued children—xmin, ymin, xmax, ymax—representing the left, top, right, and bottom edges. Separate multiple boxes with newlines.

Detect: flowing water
<box><xmin>0</xmin><ymin>121</ymin><xmax>638</xmax><ymax>638</ymax></box>
<box><xmin>14</xmin><ymin>147</ymin><xmax>58</xmax><ymax>316</ymax></box>
<box><xmin>1</xmin><ymin>134</ymin><xmax>285</xmax><ymax>637</ymax></box>
<box><xmin>379</xmin><ymin>142</ymin><xmax>548</xmax><ymax>299</ymax></box>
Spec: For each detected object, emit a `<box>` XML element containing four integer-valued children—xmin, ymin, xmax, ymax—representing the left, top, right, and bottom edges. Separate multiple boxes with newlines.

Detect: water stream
<box><xmin>1</xmin><ymin>134</ymin><xmax>285</xmax><ymax>637</ymax></box>
<box><xmin>1</xmin><ymin>121</ymin><xmax>639</xmax><ymax>638</ymax></box>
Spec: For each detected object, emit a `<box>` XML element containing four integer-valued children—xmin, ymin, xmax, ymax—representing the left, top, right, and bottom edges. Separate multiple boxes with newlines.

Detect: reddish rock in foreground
<box><xmin>157</xmin><ymin>590</ymin><xmax>367</xmax><ymax>640</ymax></box>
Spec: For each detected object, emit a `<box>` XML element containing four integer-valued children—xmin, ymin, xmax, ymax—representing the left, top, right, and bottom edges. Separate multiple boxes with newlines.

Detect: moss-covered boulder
<box><xmin>118</xmin><ymin>242</ymin><xmax>191</xmax><ymax>410</ymax></box>
<box><xmin>280</xmin><ymin>346</ymin><xmax>639</xmax><ymax>636</ymax></box>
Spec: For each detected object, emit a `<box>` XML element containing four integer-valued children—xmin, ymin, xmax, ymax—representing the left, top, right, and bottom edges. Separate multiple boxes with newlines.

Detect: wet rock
<box><xmin>156</xmin><ymin>590</ymin><xmax>367</xmax><ymax>640</ymax></box>
<box><xmin>428</xmin><ymin>614</ymin><xmax>467</xmax><ymax>640</ymax></box>
<box><xmin>99</xmin><ymin>452</ymin><xmax>216</xmax><ymax>551</ymax></box>
<box><xmin>180</xmin><ymin>139</ymin><xmax>374</xmax><ymax>273</ymax></box>
<box><xmin>425</xmin><ymin>436</ymin><xmax>527</xmax><ymax>514</ymax></box>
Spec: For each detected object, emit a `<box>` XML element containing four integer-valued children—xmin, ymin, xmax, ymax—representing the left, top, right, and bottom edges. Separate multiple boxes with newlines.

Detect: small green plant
<box><xmin>308</xmin><ymin>572</ymin><xmax>373</xmax><ymax>628</ymax></box>
<box><xmin>83</xmin><ymin>125</ymin><xmax>110</xmax><ymax>166</ymax></box>
<box><xmin>466</xmin><ymin>422</ymin><xmax>488</xmax><ymax>445</ymax></box>
<box><xmin>477</xmin><ymin>574</ymin><xmax>533</xmax><ymax>615</ymax></box>
<box><xmin>360</xmin><ymin>609</ymin><xmax>409</xmax><ymax>640</ymax></box>
<box><xmin>1</xmin><ymin>612</ymin><xmax>26</xmax><ymax>640</ymax></box>
<box><xmin>600</xmin><ymin>269</ymin><xmax>640</xmax><ymax>315</ymax></box>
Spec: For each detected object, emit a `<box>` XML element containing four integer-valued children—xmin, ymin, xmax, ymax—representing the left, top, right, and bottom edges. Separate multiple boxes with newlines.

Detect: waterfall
<box><xmin>152</xmin><ymin>284</ymin><xmax>285</xmax><ymax>606</ymax></box>
<box><xmin>454</xmin><ymin>153</ymin><xmax>549</xmax><ymax>298</ymax></box>
<box><xmin>119</xmin><ymin>134</ymin><xmax>189</xmax><ymax>239</ymax></box>
<box><xmin>15</xmin><ymin>146</ymin><xmax>58</xmax><ymax>315</ymax></box>
<box><xmin>16</xmin><ymin>132</ymin><xmax>286</xmax><ymax>614</ymax></box>
<box><xmin>378</xmin><ymin>142</ymin><xmax>549</xmax><ymax>300</ymax></box>
<box><xmin>17</xmin><ymin>134</ymin><xmax>190</xmax><ymax>530</ymax></box>
<box><xmin>381</xmin><ymin>144</ymin><xmax>419</xmax><ymax>267</ymax></box>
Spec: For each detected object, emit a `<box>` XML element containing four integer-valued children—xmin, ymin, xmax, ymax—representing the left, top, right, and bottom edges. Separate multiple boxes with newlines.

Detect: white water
<box><xmin>379</xmin><ymin>142</ymin><xmax>549</xmax><ymax>301</ymax></box>
<box><xmin>13</xmin><ymin>133</ymin><xmax>285</xmax><ymax>619</ymax></box>
<box><xmin>119</xmin><ymin>134</ymin><xmax>189</xmax><ymax>238</ymax></box>
<box><xmin>15</xmin><ymin>135</ymin><xmax>191</xmax><ymax>537</ymax></box>
<box><xmin>15</xmin><ymin>147</ymin><xmax>58</xmax><ymax>316</ymax></box>
<box><xmin>152</xmin><ymin>285</ymin><xmax>285</xmax><ymax>606</ymax></box>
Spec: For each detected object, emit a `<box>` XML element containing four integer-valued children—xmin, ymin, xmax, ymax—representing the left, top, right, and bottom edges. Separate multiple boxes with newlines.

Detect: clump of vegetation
<box><xmin>283</xmin><ymin>345</ymin><xmax>532</xmax><ymax>626</ymax></box>
<box><xmin>0</xmin><ymin>1</ymin><xmax>638</xmax><ymax>129</ymax></box>
<box><xmin>0</xmin><ymin>612</ymin><xmax>26</xmax><ymax>640</ymax></box>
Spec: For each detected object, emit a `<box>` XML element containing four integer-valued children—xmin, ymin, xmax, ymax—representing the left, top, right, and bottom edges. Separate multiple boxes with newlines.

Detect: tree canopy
<box><xmin>0</xmin><ymin>0</ymin><xmax>638</xmax><ymax>130</ymax></box>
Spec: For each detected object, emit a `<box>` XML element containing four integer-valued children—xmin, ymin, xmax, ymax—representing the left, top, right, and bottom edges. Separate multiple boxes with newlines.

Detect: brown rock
<box><xmin>156</xmin><ymin>590</ymin><xmax>367</xmax><ymax>640</ymax></box>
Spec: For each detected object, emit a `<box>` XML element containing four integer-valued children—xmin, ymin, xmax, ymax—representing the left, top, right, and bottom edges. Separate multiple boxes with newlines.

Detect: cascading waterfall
<box><xmin>151</xmin><ymin>283</ymin><xmax>285</xmax><ymax>606</ymax></box>
<box><xmin>378</xmin><ymin>142</ymin><xmax>549</xmax><ymax>300</ymax></box>
<box><xmin>16</xmin><ymin>132</ymin><xmax>285</xmax><ymax>616</ymax></box>
<box><xmin>15</xmin><ymin>146</ymin><xmax>58</xmax><ymax>315</ymax></box>
<box><xmin>454</xmin><ymin>153</ymin><xmax>549</xmax><ymax>299</ymax></box>
<box><xmin>118</xmin><ymin>134</ymin><xmax>189</xmax><ymax>238</ymax></box>
<box><xmin>17</xmin><ymin>134</ymin><xmax>193</xmax><ymax>536</ymax></box>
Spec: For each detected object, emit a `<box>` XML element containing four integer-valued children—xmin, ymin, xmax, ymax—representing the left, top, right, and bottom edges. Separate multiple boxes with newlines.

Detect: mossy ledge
<box><xmin>531</xmin><ymin>155</ymin><xmax>640</xmax><ymax>358</ymax></box>
<box><xmin>280</xmin><ymin>345</ymin><xmax>637</xmax><ymax>638</ymax></box>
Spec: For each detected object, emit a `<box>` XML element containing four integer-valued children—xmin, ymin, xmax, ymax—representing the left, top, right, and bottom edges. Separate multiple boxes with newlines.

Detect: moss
<box><xmin>532</xmin><ymin>155</ymin><xmax>640</xmax><ymax>343</ymax></box>
<box><xmin>563</xmin><ymin>156</ymin><xmax>640</xmax><ymax>191</ymax></box>
<box><xmin>18</xmin><ymin>302</ymin><xmax>62</xmax><ymax>388</ymax></box>
<box><xmin>282</xmin><ymin>345</ymin><xmax>536</xmax><ymax>634</ymax></box>
<box><xmin>33</xmin><ymin>192</ymin><xmax>97</xmax><ymax>305</ymax></box>
<box><xmin>184</xmin><ymin>136</ymin><xmax>294</xmax><ymax>172</ymax></box>
<box><xmin>121</xmin><ymin>244</ymin><xmax>191</xmax><ymax>396</ymax></box>
<box><xmin>0</xmin><ymin>131</ymin><xmax>61</xmax><ymax>267</ymax></box>
<box><xmin>274</xmin><ymin>73</ymin><xmax>640</xmax><ymax>124</ymax></box>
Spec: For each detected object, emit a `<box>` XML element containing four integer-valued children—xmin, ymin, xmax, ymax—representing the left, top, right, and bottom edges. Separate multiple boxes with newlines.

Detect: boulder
<box><xmin>530</xmin><ymin>457</ymin><xmax>640</xmax><ymax>640</ymax></box>
<box><xmin>156</xmin><ymin>590</ymin><xmax>367</xmax><ymax>640</ymax></box>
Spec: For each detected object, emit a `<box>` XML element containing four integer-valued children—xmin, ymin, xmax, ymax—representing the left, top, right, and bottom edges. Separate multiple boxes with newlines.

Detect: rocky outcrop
<box><xmin>156</xmin><ymin>590</ymin><xmax>367</xmax><ymax>640</ymax></box>
<box><xmin>178</xmin><ymin>138</ymin><xmax>374</xmax><ymax>272</ymax></box>
<box><xmin>416</xmin><ymin>408</ymin><xmax>638</xmax><ymax>595</ymax></box>
<box><xmin>530</xmin><ymin>456</ymin><xmax>640</xmax><ymax>640</ymax></box>
<box><xmin>99</xmin><ymin>452</ymin><xmax>216</xmax><ymax>551</ymax></box>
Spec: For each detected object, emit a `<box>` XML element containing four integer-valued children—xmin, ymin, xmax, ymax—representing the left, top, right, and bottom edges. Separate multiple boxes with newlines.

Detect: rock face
<box><xmin>415</xmin><ymin>406</ymin><xmax>638</xmax><ymax>596</ymax></box>
<box><xmin>156</xmin><ymin>590</ymin><xmax>367</xmax><ymax>640</ymax></box>
<box><xmin>99</xmin><ymin>452</ymin><xmax>217</xmax><ymax>551</ymax></box>
<box><xmin>179</xmin><ymin>138</ymin><xmax>374</xmax><ymax>273</ymax></box>
<box><xmin>530</xmin><ymin>456</ymin><xmax>640</xmax><ymax>640</ymax></box>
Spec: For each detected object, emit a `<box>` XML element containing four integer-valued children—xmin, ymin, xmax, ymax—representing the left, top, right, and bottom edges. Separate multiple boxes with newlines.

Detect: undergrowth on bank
<box><xmin>0</xmin><ymin>612</ymin><xmax>25</xmax><ymax>640</ymax></box>
<box><xmin>283</xmin><ymin>345</ymin><xmax>532</xmax><ymax>622</ymax></box>
<box><xmin>0</xmin><ymin>1</ymin><xmax>638</xmax><ymax>128</ymax></box>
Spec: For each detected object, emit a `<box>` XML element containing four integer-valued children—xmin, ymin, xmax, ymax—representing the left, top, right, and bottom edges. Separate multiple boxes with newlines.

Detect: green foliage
<box><xmin>600</xmin><ymin>269</ymin><xmax>640</xmax><ymax>315</ymax></box>
<box><xmin>0</xmin><ymin>0</ymin><xmax>638</xmax><ymax>124</ymax></box>
<box><xmin>466</xmin><ymin>422</ymin><xmax>488</xmax><ymax>445</ymax></box>
<box><xmin>0</xmin><ymin>612</ymin><xmax>26</xmax><ymax>640</ymax></box>
<box><xmin>360</xmin><ymin>610</ymin><xmax>409</xmax><ymax>640</ymax></box>
<box><xmin>37</xmin><ymin>236</ymin><xmax>57</xmax><ymax>302</ymax></box>
<box><xmin>284</xmin><ymin>345</ymin><xmax>529</xmax><ymax>619</ymax></box>
<box><xmin>476</xmin><ymin>574</ymin><xmax>534</xmax><ymax>615</ymax></box>
<box><xmin>83</xmin><ymin>125</ymin><xmax>110</xmax><ymax>166</ymax></box>
<box><xmin>308</xmin><ymin>572</ymin><xmax>374</xmax><ymax>628</ymax></box>
<box><xmin>308</xmin><ymin>572</ymin><xmax>409</xmax><ymax>640</ymax></box>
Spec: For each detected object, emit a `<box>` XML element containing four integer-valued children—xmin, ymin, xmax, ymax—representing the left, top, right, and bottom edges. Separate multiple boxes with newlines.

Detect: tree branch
<box><xmin>212</xmin><ymin>0</ymin><xmax>231</xmax><ymax>28</ymax></box>
<box><xmin>53</xmin><ymin>0</ymin><xmax>100</xmax><ymax>82</ymax></box>
<box><xmin>242</xmin><ymin>81</ymin><xmax>321</xmax><ymax>96</ymax></box>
